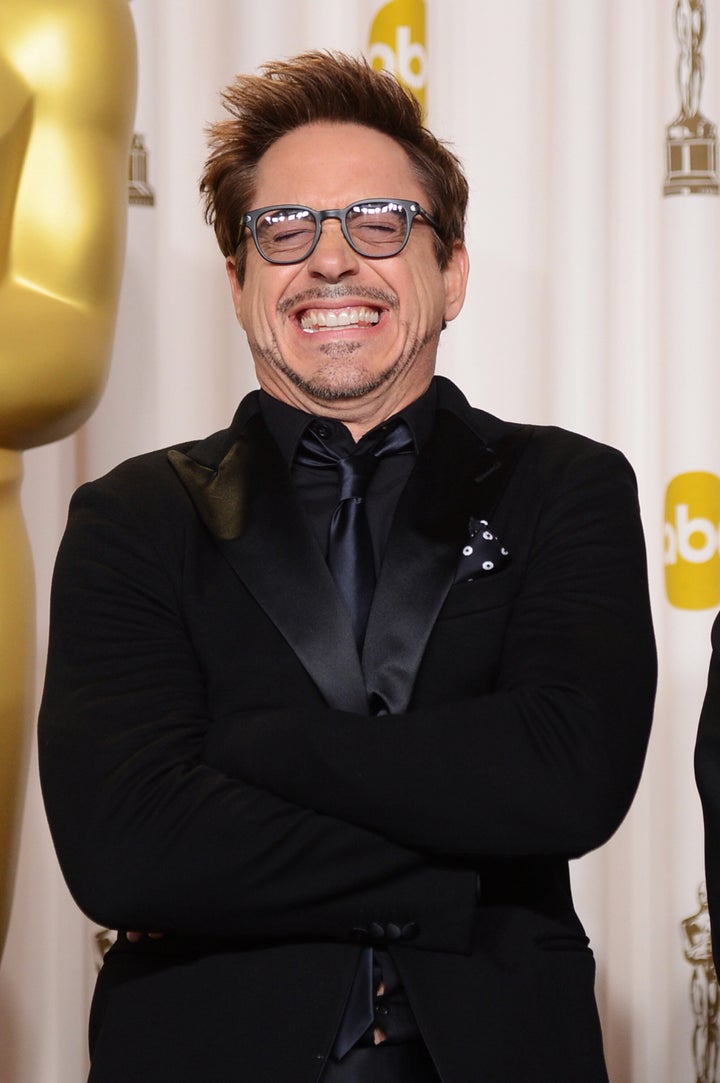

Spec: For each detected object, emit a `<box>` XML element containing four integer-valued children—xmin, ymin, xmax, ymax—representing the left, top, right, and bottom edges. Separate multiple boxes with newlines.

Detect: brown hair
<box><xmin>200</xmin><ymin>50</ymin><xmax>468</xmax><ymax>280</ymax></box>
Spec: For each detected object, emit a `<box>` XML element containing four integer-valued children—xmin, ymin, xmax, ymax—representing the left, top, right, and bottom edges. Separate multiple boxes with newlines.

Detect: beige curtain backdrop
<box><xmin>1</xmin><ymin>1</ymin><xmax>719</xmax><ymax>1080</ymax></box>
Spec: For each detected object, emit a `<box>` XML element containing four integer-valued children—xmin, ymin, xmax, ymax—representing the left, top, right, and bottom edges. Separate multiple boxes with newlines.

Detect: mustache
<box><xmin>278</xmin><ymin>284</ymin><xmax>398</xmax><ymax>315</ymax></box>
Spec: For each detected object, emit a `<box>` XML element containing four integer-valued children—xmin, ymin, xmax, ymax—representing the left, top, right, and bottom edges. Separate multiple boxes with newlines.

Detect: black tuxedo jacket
<box><xmin>696</xmin><ymin>611</ymin><xmax>720</xmax><ymax>963</ymax></box>
<box><xmin>39</xmin><ymin>377</ymin><xmax>656</xmax><ymax>1083</ymax></box>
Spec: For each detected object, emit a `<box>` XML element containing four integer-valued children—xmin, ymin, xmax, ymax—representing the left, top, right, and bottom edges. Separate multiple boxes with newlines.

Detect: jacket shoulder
<box><xmin>435</xmin><ymin>376</ymin><xmax>630</xmax><ymax>469</ymax></box>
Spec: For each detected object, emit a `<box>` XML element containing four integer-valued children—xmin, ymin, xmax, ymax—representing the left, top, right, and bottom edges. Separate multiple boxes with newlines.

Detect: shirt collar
<box><xmin>259</xmin><ymin>379</ymin><xmax>438</xmax><ymax>468</ymax></box>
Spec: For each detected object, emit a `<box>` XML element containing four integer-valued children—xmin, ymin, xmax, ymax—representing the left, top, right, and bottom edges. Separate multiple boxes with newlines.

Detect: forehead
<box><xmin>252</xmin><ymin>122</ymin><xmax>427</xmax><ymax>208</ymax></box>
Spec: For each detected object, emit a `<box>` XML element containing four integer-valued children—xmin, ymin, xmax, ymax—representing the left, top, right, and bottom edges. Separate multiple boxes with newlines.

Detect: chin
<box><xmin>280</xmin><ymin>353</ymin><xmax>399</xmax><ymax>403</ymax></box>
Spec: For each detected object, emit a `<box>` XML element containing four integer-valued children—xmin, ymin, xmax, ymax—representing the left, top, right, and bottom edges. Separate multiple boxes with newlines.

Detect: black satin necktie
<box><xmin>296</xmin><ymin>419</ymin><xmax>414</xmax><ymax>1059</ymax></box>
<box><xmin>296</xmin><ymin>420</ymin><xmax>414</xmax><ymax>648</ymax></box>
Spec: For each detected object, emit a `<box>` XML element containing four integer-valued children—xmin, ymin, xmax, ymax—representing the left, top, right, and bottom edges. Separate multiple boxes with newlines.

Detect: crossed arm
<box><xmin>38</xmin><ymin>441</ymin><xmax>656</xmax><ymax>948</ymax></box>
<box><xmin>204</xmin><ymin>442</ymin><xmax>657</xmax><ymax>859</ymax></box>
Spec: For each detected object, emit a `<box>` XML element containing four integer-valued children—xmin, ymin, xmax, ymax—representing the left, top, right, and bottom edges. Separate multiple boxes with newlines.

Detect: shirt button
<box><xmin>315</xmin><ymin>424</ymin><xmax>330</xmax><ymax>438</ymax></box>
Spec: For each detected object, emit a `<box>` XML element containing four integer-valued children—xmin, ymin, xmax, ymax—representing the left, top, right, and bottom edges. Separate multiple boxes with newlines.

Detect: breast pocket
<box><xmin>438</xmin><ymin>566</ymin><xmax>521</xmax><ymax>621</ymax></box>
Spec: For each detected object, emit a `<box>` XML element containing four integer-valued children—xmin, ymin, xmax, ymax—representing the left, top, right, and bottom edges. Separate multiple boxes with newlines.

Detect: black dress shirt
<box><xmin>259</xmin><ymin>381</ymin><xmax>437</xmax><ymax>573</ymax></box>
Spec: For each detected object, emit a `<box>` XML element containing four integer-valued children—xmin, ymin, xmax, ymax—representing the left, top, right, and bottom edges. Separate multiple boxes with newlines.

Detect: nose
<box><xmin>305</xmin><ymin>218</ymin><xmax>360</xmax><ymax>280</ymax></box>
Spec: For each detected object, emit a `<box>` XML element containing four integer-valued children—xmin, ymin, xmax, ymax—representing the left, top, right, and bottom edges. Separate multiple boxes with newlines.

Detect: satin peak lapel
<box><xmin>363</xmin><ymin>410</ymin><xmax>529</xmax><ymax>715</ymax></box>
<box><xmin>168</xmin><ymin>415</ymin><xmax>368</xmax><ymax>713</ymax></box>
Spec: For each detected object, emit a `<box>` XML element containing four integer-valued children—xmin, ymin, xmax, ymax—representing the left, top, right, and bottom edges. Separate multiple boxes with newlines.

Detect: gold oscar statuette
<box><xmin>0</xmin><ymin>0</ymin><xmax>137</xmax><ymax>960</ymax></box>
<box><xmin>682</xmin><ymin>884</ymin><xmax>720</xmax><ymax>1083</ymax></box>
<box><xmin>665</xmin><ymin>0</ymin><xmax>720</xmax><ymax>195</ymax></box>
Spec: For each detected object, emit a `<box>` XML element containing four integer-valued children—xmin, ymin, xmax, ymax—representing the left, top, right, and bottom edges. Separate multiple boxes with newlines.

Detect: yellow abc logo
<box><xmin>664</xmin><ymin>472</ymin><xmax>720</xmax><ymax>610</ymax></box>
<box><xmin>368</xmin><ymin>0</ymin><xmax>427</xmax><ymax>112</ymax></box>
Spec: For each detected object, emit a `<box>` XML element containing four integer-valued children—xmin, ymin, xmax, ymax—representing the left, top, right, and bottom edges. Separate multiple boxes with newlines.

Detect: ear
<box><xmin>225</xmin><ymin>257</ymin><xmax>244</xmax><ymax>324</ymax></box>
<box><xmin>442</xmin><ymin>242</ymin><xmax>470</xmax><ymax>324</ymax></box>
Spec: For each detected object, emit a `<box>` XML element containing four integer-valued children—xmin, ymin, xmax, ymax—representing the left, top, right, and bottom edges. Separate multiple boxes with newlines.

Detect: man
<box><xmin>696</xmin><ymin>613</ymin><xmax>720</xmax><ymax>972</ymax></box>
<box><xmin>39</xmin><ymin>51</ymin><xmax>656</xmax><ymax>1083</ymax></box>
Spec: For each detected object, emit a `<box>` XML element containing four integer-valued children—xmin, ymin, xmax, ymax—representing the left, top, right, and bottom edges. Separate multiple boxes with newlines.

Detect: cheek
<box><xmin>238</xmin><ymin>286</ymin><xmax>274</xmax><ymax>338</ymax></box>
<box><xmin>239</xmin><ymin>269</ymin><xmax>300</xmax><ymax>338</ymax></box>
<box><xmin>405</xmin><ymin>272</ymin><xmax>447</xmax><ymax>327</ymax></box>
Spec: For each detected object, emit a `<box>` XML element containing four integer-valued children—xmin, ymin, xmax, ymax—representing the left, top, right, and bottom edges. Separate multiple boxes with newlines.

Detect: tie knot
<box><xmin>296</xmin><ymin>419</ymin><xmax>414</xmax><ymax>503</ymax></box>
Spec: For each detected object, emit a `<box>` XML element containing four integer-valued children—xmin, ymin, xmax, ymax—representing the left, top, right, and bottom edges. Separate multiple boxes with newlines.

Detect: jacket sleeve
<box><xmin>38</xmin><ymin>477</ymin><xmax>477</xmax><ymax>948</ymax></box>
<box><xmin>204</xmin><ymin>440</ymin><xmax>657</xmax><ymax>859</ymax></box>
<box><xmin>695</xmin><ymin>611</ymin><xmax>720</xmax><ymax>968</ymax></box>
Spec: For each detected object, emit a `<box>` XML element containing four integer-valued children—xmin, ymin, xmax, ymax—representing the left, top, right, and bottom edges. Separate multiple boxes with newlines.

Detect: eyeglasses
<box><xmin>239</xmin><ymin>198</ymin><xmax>441</xmax><ymax>264</ymax></box>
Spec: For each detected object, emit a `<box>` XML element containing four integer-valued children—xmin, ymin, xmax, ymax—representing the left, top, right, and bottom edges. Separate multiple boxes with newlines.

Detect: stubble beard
<box><xmin>252</xmin><ymin>329</ymin><xmax>437</xmax><ymax>403</ymax></box>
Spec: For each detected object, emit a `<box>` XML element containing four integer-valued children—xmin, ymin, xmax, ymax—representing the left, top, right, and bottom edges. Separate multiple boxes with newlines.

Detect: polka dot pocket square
<box><xmin>453</xmin><ymin>517</ymin><xmax>510</xmax><ymax>583</ymax></box>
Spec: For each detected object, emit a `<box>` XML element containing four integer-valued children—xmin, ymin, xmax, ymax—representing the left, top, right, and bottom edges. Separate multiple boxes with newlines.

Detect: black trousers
<box><xmin>320</xmin><ymin>1041</ymin><xmax>441</xmax><ymax>1083</ymax></box>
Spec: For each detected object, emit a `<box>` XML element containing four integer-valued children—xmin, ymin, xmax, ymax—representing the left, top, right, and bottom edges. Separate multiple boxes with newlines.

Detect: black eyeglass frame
<box><xmin>238</xmin><ymin>198</ymin><xmax>442</xmax><ymax>265</ymax></box>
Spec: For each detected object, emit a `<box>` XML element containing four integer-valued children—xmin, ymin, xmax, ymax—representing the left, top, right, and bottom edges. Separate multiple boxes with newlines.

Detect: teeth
<box><xmin>300</xmin><ymin>306</ymin><xmax>380</xmax><ymax>332</ymax></box>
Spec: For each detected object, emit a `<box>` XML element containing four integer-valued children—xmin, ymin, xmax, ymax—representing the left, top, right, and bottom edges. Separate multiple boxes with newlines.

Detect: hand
<box><xmin>125</xmin><ymin>930</ymin><xmax>164</xmax><ymax>943</ymax></box>
<box><xmin>373</xmin><ymin>979</ymin><xmax>387</xmax><ymax>1045</ymax></box>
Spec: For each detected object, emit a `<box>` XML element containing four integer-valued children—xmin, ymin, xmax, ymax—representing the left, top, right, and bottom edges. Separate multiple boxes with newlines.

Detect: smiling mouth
<box><xmin>299</xmin><ymin>306</ymin><xmax>381</xmax><ymax>333</ymax></box>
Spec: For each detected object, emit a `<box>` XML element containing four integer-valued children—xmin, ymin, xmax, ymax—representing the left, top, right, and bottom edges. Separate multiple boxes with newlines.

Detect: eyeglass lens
<box><xmin>255</xmin><ymin>201</ymin><xmax>411</xmax><ymax>261</ymax></box>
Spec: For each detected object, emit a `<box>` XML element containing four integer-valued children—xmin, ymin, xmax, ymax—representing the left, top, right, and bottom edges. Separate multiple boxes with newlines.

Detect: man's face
<box><xmin>226</xmin><ymin>122</ymin><xmax>468</xmax><ymax>424</ymax></box>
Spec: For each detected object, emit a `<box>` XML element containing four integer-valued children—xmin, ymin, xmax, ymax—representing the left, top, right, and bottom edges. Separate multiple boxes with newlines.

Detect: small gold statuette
<box><xmin>682</xmin><ymin>883</ymin><xmax>720</xmax><ymax>1083</ymax></box>
<box><xmin>665</xmin><ymin>0</ymin><xmax>719</xmax><ymax>195</ymax></box>
<box><xmin>129</xmin><ymin>132</ymin><xmax>155</xmax><ymax>206</ymax></box>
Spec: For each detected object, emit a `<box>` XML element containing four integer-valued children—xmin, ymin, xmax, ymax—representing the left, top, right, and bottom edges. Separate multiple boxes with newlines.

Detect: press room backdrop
<box><xmin>1</xmin><ymin>2</ymin><xmax>719</xmax><ymax>1081</ymax></box>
